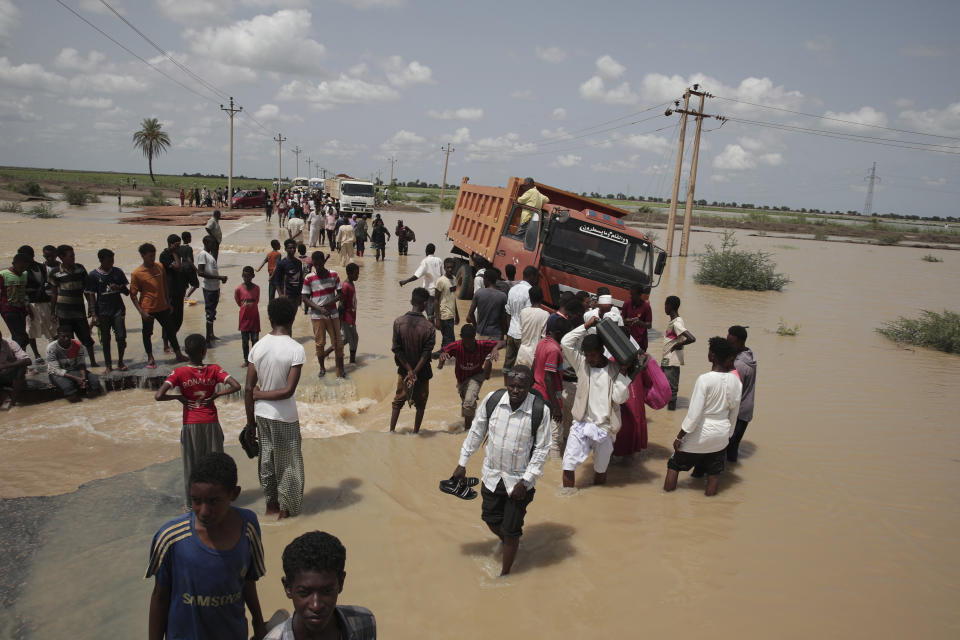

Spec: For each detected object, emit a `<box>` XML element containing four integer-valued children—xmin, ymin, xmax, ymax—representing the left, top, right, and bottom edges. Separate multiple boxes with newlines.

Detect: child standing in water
<box><xmin>155</xmin><ymin>334</ymin><xmax>241</xmax><ymax>510</ymax></box>
<box><xmin>236</xmin><ymin>266</ymin><xmax>261</xmax><ymax>367</ymax></box>
<box><xmin>661</xmin><ymin>295</ymin><xmax>696</xmax><ymax>410</ymax></box>
<box><xmin>340</xmin><ymin>263</ymin><xmax>360</xmax><ymax>365</ymax></box>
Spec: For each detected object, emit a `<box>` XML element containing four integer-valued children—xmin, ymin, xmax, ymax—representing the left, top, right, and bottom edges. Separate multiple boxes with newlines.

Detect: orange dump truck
<box><xmin>447</xmin><ymin>176</ymin><xmax>666</xmax><ymax>306</ymax></box>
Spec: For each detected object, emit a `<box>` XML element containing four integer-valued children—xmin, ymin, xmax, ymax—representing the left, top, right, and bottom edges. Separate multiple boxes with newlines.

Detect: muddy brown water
<box><xmin>0</xmin><ymin>201</ymin><xmax>958</xmax><ymax>638</ymax></box>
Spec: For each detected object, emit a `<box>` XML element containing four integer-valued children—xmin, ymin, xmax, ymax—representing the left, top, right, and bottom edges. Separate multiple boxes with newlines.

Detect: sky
<box><xmin>0</xmin><ymin>0</ymin><xmax>958</xmax><ymax>217</ymax></box>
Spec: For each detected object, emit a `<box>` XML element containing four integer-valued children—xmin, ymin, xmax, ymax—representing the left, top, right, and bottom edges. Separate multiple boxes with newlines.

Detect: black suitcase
<box><xmin>598</xmin><ymin>316</ymin><xmax>645</xmax><ymax>378</ymax></box>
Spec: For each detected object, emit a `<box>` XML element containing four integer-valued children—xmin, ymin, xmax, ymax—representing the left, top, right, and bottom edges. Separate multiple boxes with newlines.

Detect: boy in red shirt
<box><xmin>235</xmin><ymin>266</ymin><xmax>261</xmax><ymax>367</ymax></box>
<box><xmin>155</xmin><ymin>333</ymin><xmax>241</xmax><ymax>510</ymax></box>
<box><xmin>532</xmin><ymin>316</ymin><xmax>571</xmax><ymax>458</ymax></box>
<box><xmin>256</xmin><ymin>239</ymin><xmax>282</xmax><ymax>302</ymax></box>
<box><xmin>340</xmin><ymin>263</ymin><xmax>360</xmax><ymax>364</ymax></box>
<box><xmin>438</xmin><ymin>324</ymin><xmax>503</xmax><ymax>428</ymax></box>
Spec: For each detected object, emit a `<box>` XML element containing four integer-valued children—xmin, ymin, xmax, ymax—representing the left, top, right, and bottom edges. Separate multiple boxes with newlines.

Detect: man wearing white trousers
<box><xmin>560</xmin><ymin>315</ymin><xmax>631</xmax><ymax>487</ymax></box>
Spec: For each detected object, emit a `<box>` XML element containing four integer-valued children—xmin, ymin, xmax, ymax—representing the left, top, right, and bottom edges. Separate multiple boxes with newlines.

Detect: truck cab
<box><xmin>338</xmin><ymin>180</ymin><xmax>375</xmax><ymax>214</ymax></box>
<box><xmin>447</xmin><ymin>177</ymin><xmax>666</xmax><ymax>307</ymax></box>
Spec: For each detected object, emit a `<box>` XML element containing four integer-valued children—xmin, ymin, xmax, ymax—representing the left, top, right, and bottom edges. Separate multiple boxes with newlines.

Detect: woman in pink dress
<box><xmin>613</xmin><ymin>352</ymin><xmax>670</xmax><ymax>456</ymax></box>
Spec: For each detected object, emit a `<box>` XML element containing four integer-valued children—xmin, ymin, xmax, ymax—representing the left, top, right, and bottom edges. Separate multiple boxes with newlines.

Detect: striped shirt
<box><xmin>459</xmin><ymin>390</ymin><xmax>552</xmax><ymax>493</ymax></box>
<box><xmin>46</xmin><ymin>338</ymin><xmax>86</xmax><ymax>377</ymax></box>
<box><xmin>265</xmin><ymin>607</ymin><xmax>377</xmax><ymax>640</ymax></box>
<box><xmin>50</xmin><ymin>264</ymin><xmax>89</xmax><ymax>319</ymax></box>
<box><xmin>302</xmin><ymin>270</ymin><xmax>341</xmax><ymax>319</ymax></box>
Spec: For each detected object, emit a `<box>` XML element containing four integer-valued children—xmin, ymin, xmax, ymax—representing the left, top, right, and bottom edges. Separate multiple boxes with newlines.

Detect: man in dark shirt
<box><xmin>390</xmin><ymin>287</ymin><xmax>435</xmax><ymax>434</ymax></box>
<box><xmin>49</xmin><ymin>244</ymin><xmax>98</xmax><ymax>367</ymax></box>
<box><xmin>159</xmin><ymin>234</ymin><xmax>196</xmax><ymax>354</ymax></box>
<box><xmin>18</xmin><ymin>245</ymin><xmax>52</xmax><ymax>361</ymax></box>
<box><xmin>467</xmin><ymin>269</ymin><xmax>508</xmax><ymax>340</ymax></box>
<box><xmin>84</xmin><ymin>248</ymin><xmax>129</xmax><ymax>372</ymax></box>
<box><xmin>272</xmin><ymin>239</ymin><xmax>304</xmax><ymax>301</ymax></box>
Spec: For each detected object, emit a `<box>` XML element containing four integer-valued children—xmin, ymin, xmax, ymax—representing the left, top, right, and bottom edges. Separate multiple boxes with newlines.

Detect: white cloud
<box><xmin>804</xmin><ymin>36</ymin><xmax>833</xmax><ymax>53</ymax></box>
<box><xmin>552</xmin><ymin>154</ymin><xmax>581</xmax><ymax>168</ymax></box>
<box><xmin>901</xmin><ymin>45</ymin><xmax>948</xmax><ymax>58</ymax></box>
<box><xmin>54</xmin><ymin>48</ymin><xmax>109</xmax><ymax>73</ymax></box>
<box><xmin>426</xmin><ymin>107</ymin><xmax>483</xmax><ymax>121</ymax></box>
<box><xmin>450</xmin><ymin>127</ymin><xmax>471</xmax><ymax>144</ymax></box>
<box><xmin>595</xmin><ymin>55</ymin><xmax>626</xmax><ymax>79</ymax></box>
<box><xmin>579</xmin><ymin>75</ymin><xmax>638</xmax><ymax>105</ymax></box>
<box><xmin>711</xmin><ymin>174</ymin><xmax>730</xmax><ymax>183</ymax></box>
<box><xmin>252</xmin><ymin>103</ymin><xmax>301</xmax><ymax>123</ymax></box>
<box><xmin>382</xmin><ymin>56</ymin><xmax>433</xmax><ymax>87</ymax></box>
<box><xmin>894</xmin><ymin>98</ymin><xmax>914</xmax><ymax>109</ymax></box>
<box><xmin>640</xmin><ymin>73</ymin><xmax>804</xmax><ymax>113</ymax></box>
<box><xmin>241</xmin><ymin>0</ymin><xmax>309</xmax><ymax>7</ymax></box>
<box><xmin>510</xmin><ymin>89</ymin><xmax>534</xmax><ymax>101</ymax></box>
<box><xmin>186</xmin><ymin>10</ymin><xmax>326</xmax><ymax>75</ymax></box>
<box><xmin>0</xmin><ymin>0</ymin><xmax>21</xmax><ymax>43</ymax></box>
<box><xmin>552</xmin><ymin>107</ymin><xmax>566</xmax><ymax>121</ymax></box>
<box><xmin>540</xmin><ymin>127</ymin><xmax>570</xmax><ymax>140</ymax></box>
<box><xmin>535</xmin><ymin>46</ymin><xmax>566</xmax><ymax>64</ymax></box>
<box><xmin>898</xmin><ymin>102</ymin><xmax>960</xmax><ymax>136</ymax></box>
<box><xmin>156</xmin><ymin>0</ymin><xmax>232</xmax><ymax>23</ymax></box>
<box><xmin>277</xmin><ymin>75</ymin><xmax>399</xmax><ymax>110</ymax></box>
<box><xmin>381</xmin><ymin>129</ymin><xmax>425</xmax><ymax>152</ymax></box>
<box><xmin>179</xmin><ymin>136</ymin><xmax>203</xmax><ymax>150</ymax></box>
<box><xmin>738</xmin><ymin>136</ymin><xmax>764</xmax><ymax>151</ymax></box>
<box><xmin>465</xmin><ymin>132</ymin><xmax>535</xmax><ymax>161</ymax></box>
<box><xmin>347</xmin><ymin>63</ymin><xmax>368</xmax><ymax>77</ymax></box>
<box><xmin>713</xmin><ymin>144</ymin><xmax>784</xmax><ymax>170</ymax></box>
<box><xmin>921</xmin><ymin>176</ymin><xmax>946</xmax><ymax>186</ymax></box>
<box><xmin>822</xmin><ymin>105</ymin><xmax>888</xmax><ymax>130</ymax></box>
<box><xmin>70</xmin><ymin>72</ymin><xmax>147</xmax><ymax>93</ymax></box>
<box><xmin>622</xmin><ymin>133</ymin><xmax>670</xmax><ymax>154</ymax></box>
<box><xmin>591</xmin><ymin>156</ymin><xmax>667</xmax><ymax>174</ymax></box>
<box><xmin>93</xmin><ymin>121</ymin><xmax>127</xmax><ymax>132</ymax></box>
<box><xmin>0</xmin><ymin>57</ymin><xmax>66</xmax><ymax>92</ymax></box>
<box><xmin>67</xmin><ymin>96</ymin><xmax>114</xmax><ymax>109</ymax></box>
<box><xmin>0</xmin><ymin>95</ymin><xmax>39</xmax><ymax>122</ymax></box>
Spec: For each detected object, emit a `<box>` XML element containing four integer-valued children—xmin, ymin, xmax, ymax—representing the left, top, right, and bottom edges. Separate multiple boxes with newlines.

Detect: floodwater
<box><xmin>1</xmin><ymin>200</ymin><xmax>959</xmax><ymax>638</ymax></box>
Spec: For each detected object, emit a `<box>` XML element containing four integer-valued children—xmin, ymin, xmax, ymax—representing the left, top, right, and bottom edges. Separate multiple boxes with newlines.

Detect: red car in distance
<box><xmin>231</xmin><ymin>189</ymin><xmax>267</xmax><ymax>209</ymax></box>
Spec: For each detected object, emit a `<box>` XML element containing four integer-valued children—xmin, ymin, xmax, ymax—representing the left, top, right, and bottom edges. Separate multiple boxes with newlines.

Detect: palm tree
<box><xmin>132</xmin><ymin>118</ymin><xmax>171</xmax><ymax>184</ymax></box>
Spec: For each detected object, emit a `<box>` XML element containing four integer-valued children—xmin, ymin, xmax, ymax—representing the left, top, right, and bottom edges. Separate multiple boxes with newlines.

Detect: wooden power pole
<box><xmin>439</xmin><ymin>143</ymin><xmax>455</xmax><ymax>207</ymax></box>
<box><xmin>665</xmin><ymin>85</ymin><xmax>726</xmax><ymax>257</ymax></box>
<box><xmin>273</xmin><ymin>133</ymin><xmax>286</xmax><ymax>191</ymax></box>
<box><xmin>220</xmin><ymin>97</ymin><xmax>242</xmax><ymax>209</ymax></box>
<box><xmin>291</xmin><ymin>145</ymin><xmax>302</xmax><ymax>177</ymax></box>
<box><xmin>664</xmin><ymin>91</ymin><xmax>690</xmax><ymax>257</ymax></box>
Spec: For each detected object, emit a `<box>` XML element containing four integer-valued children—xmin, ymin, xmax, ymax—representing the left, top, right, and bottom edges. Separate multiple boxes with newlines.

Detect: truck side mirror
<box><xmin>554</xmin><ymin>209</ymin><xmax>571</xmax><ymax>224</ymax></box>
<box><xmin>654</xmin><ymin>250</ymin><xmax>667</xmax><ymax>275</ymax></box>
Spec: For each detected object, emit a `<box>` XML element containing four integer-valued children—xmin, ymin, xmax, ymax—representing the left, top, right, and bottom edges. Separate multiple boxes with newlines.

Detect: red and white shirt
<box><xmin>165</xmin><ymin>364</ymin><xmax>232</xmax><ymax>424</ymax></box>
<box><xmin>302</xmin><ymin>270</ymin><xmax>341</xmax><ymax>319</ymax></box>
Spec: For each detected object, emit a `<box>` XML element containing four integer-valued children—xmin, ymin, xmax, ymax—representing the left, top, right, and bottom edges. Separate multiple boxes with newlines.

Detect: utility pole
<box><xmin>273</xmin><ymin>132</ymin><xmax>286</xmax><ymax>192</ymax></box>
<box><xmin>220</xmin><ymin>97</ymin><xmax>242</xmax><ymax>209</ymax></box>
<box><xmin>291</xmin><ymin>145</ymin><xmax>302</xmax><ymax>177</ymax></box>
<box><xmin>664</xmin><ymin>92</ymin><xmax>690</xmax><ymax>257</ymax></box>
<box><xmin>665</xmin><ymin>85</ymin><xmax>726</xmax><ymax>257</ymax></box>
<box><xmin>439</xmin><ymin>143</ymin><xmax>454</xmax><ymax>206</ymax></box>
<box><xmin>863</xmin><ymin>162</ymin><xmax>880</xmax><ymax>216</ymax></box>
<box><xmin>388</xmin><ymin>156</ymin><xmax>397</xmax><ymax>184</ymax></box>
<box><xmin>306</xmin><ymin>157</ymin><xmax>313</xmax><ymax>180</ymax></box>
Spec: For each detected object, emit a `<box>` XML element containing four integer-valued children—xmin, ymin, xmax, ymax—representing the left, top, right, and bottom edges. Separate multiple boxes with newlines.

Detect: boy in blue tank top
<box><xmin>146</xmin><ymin>452</ymin><xmax>267</xmax><ymax>639</ymax></box>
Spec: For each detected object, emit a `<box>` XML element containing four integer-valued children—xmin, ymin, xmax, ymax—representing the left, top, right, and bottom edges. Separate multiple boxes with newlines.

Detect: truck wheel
<box><xmin>456</xmin><ymin>261</ymin><xmax>473</xmax><ymax>300</ymax></box>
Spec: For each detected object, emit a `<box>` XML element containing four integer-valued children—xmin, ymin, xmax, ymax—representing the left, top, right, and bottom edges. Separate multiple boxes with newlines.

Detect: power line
<box><xmin>714</xmin><ymin>94</ymin><xmax>960</xmax><ymax>141</ymax></box>
<box><xmin>727</xmin><ymin>116</ymin><xmax>960</xmax><ymax>149</ymax></box>
<box><xmin>54</xmin><ymin>0</ymin><xmax>220</xmax><ymax>104</ymax></box>
<box><xmin>96</xmin><ymin>0</ymin><xmax>229</xmax><ymax>102</ymax></box>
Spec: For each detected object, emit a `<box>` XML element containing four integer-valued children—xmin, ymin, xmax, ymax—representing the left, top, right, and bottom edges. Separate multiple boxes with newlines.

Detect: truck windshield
<box><xmin>342</xmin><ymin>183</ymin><xmax>374</xmax><ymax>197</ymax></box>
<box><xmin>541</xmin><ymin>219</ymin><xmax>653</xmax><ymax>285</ymax></box>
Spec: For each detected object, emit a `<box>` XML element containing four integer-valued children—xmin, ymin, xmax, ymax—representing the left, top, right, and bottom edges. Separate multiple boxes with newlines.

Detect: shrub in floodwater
<box><xmin>440</xmin><ymin>196</ymin><xmax>456</xmax><ymax>210</ymax></box>
<box><xmin>876</xmin><ymin>232</ymin><xmax>903</xmax><ymax>246</ymax></box>
<box><xmin>921</xmin><ymin>254</ymin><xmax>943</xmax><ymax>263</ymax></box>
<box><xmin>776</xmin><ymin>318</ymin><xmax>800</xmax><ymax>336</ymax></box>
<box><xmin>63</xmin><ymin>186</ymin><xmax>94</xmax><ymax>206</ymax></box>
<box><xmin>27</xmin><ymin>202</ymin><xmax>59</xmax><ymax>218</ymax></box>
<box><xmin>132</xmin><ymin>188</ymin><xmax>170</xmax><ymax>206</ymax></box>
<box><xmin>694</xmin><ymin>231</ymin><xmax>791</xmax><ymax>291</ymax></box>
<box><xmin>877</xmin><ymin>310</ymin><xmax>960</xmax><ymax>354</ymax></box>
<box><xmin>1</xmin><ymin>200</ymin><xmax>23</xmax><ymax>213</ymax></box>
<box><xmin>10</xmin><ymin>181</ymin><xmax>44</xmax><ymax>197</ymax></box>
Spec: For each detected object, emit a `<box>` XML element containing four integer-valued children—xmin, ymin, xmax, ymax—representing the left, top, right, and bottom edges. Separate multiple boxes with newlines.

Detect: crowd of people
<box><xmin>1</xmin><ymin>200</ymin><xmax>761</xmax><ymax>638</ymax></box>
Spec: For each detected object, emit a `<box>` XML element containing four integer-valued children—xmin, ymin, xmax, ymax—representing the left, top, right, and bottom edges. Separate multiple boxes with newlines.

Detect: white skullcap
<box><xmin>598</xmin><ymin>294</ymin><xmax>613</xmax><ymax>305</ymax></box>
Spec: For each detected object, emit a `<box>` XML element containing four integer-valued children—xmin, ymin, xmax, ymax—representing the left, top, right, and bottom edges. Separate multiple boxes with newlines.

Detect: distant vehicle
<box><xmin>291</xmin><ymin>177</ymin><xmax>310</xmax><ymax>194</ymax></box>
<box><xmin>446</xmin><ymin>176</ymin><xmax>666</xmax><ymax>304</ymax></box>
<box><xmin>231</xmin><ymin>189</ymin><xmax>267</xmax><ymax>209</ymax></box>
<box><xmin>309</xmin><ymin>178</ymin><xmax>324</xmax><ymax>194</ymax></box>
<box><xmin>324</xmin><ymin>176</ymin><xmax>375</xmax><ymax>214</ymax></box>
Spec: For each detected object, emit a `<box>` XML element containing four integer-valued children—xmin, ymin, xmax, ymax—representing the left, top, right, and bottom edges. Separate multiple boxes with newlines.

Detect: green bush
<box><xmin>27</xmin><ymin>202</ymin><xmax>59</xmax><ymax>218</ymax></box>
<box><xmin>776</xmin><ymin>318</ymin><xmax>800</xmax><ymax>336</ymax></box>
<box><xmin>921</xmin><ymin>254</ymin><xmax>943</xmax><ymax>263</ymax></box>
<box><xmin>10</xmin><ymin>181</ymin><xmax>44</xmax><ymax>197</ymax></box>
<box><xmin>440</xmin><ymin>196</ymin><xmax>456</xmax><ymax>210</ymax></box>
<box><xmin>1</xmin><ymin>201</ymin><xmax>23</xmax><ymax>213</ymax></box>
<box><xmin>64</xmin><ymin>186</ymin><xmax>93</xmax><ymax>206</ymax></box>
<box><xmin>876</xmin><ymin>233</ymin><xmax>904</xmax><ymax>246</ymax></box>
<box><xmin>132</xmin><ymin>188</ymin><xmax>170</xmax><ymax>207</ymax></box>
<box><xmin>877</xmin><ymin>310</ymin><xmax>960</xmax><ymax>354</ymax></box>
<box><xmin>694</xmin><ymin>231</ymin><xmax>791</xmax><ymax>291</ymax></box>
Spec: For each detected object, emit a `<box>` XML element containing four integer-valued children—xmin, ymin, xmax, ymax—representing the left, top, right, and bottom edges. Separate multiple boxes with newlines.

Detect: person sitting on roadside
<box><xmin>46</xmin><ymin>324</ymin><xmax>102</xmax><ymax>403</ymax></box>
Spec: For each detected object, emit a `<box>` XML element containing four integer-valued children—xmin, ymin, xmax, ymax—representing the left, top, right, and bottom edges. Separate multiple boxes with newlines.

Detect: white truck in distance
<box><xmin>325</xmin><ymin>176</ymin><xmax>375</xmax><ymax>214</ymax></box>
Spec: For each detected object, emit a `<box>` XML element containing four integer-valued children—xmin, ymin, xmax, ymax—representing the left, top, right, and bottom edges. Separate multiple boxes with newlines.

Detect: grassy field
<box><xmin>0</xmin><ymin>166</ymin><xmax>274</xmax><ymax>194</ymax></box>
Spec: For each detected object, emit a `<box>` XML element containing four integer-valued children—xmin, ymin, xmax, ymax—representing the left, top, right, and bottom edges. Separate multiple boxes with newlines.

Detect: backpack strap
<box><xmin>483</xmin><ymin>388</ymin><xmax>546</xmax><ymax>457</ymax></box>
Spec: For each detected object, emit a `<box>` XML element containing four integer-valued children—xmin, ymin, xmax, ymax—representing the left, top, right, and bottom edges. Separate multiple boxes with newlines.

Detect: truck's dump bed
<box><xmin>447</xmin><ymin>177</ymin><xmax>632</xmax><ymax>262</ymax></box>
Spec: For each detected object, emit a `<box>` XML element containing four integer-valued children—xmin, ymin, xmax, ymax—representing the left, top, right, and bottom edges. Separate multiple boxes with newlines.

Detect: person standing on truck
<box><xmin>398</xmin><ymin>243</ymin><xmax>443</xmax><ymax>319</ymax></box>
<box><xmin>503</xmin><ymin>266</ymin><xmax>539</xmax><ymax>372</ymax></box>
<box><xmin>516</xmin><ymin>178</ymin><xmax>549</xmax><ymax>237</ymax></box>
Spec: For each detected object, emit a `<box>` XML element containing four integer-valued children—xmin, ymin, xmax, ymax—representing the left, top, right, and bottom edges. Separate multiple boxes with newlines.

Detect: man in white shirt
<box><xmin>452</xmin><ymin>365</ymin><xmax>551</xmax><ymax>576</ymax></box>
<box><xmin>514</xmin><ymin>286</ymin><xmax>549</xmax><ymax>368</ymax></box>
<box><xmin>583</xmin><ymin>292</ymin><xmax>623</xmax><ymax>332</ymax></box>
<box><xmin>286</xmin><ymin>212</ymin><xmax>305</xmax><ymax>242</ymax></box>
<box><xmin>204</xmin><ymin>210</ymin><xmax>222</xmax><ymax>258</ymax></box>
<box><xmin>503</xmin><ymin>265</ymin><xmax>539</xmax><ymax>371</ymax></box>
<box><xmin>398</xmin><ymin>243</ymin><xmax>443</xmax><ymax>318</ymax></box>
<box><xmin>196</xmin><ymin>235</ymin><xmax>227</xmax><ymax>346</ymax></box>
<box><xmin>244</xmin><ymin>297</ymin><xmax>307</xmax><ymax>519</ymax></box>
<box><xmin>306</xmin><ymin>205</ymin><xmax>321</xmax><ymax>247</ymax></box>
<box><xmin>560</xmin><ymin>315</ymin><xmax>634</xmax><ymax>488</ymax></box>
<box><xmin>664</xmin><ymin>336</ymin><xmax>741</xmax><ymax>497</ymax></box>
